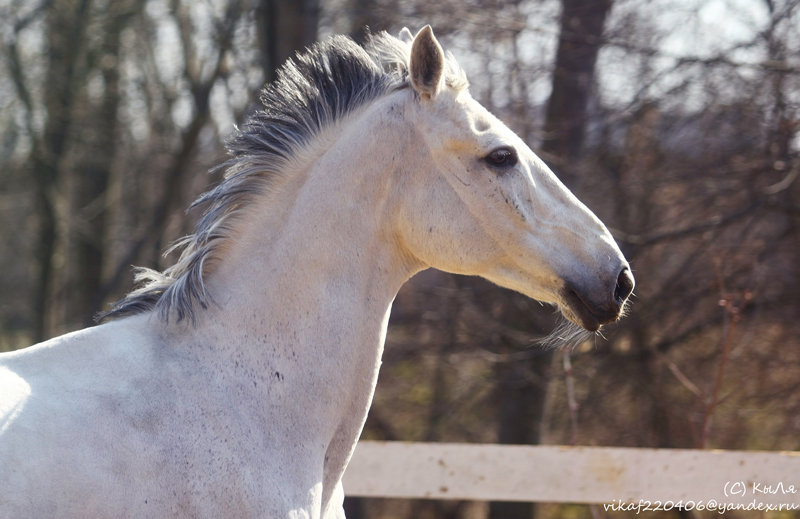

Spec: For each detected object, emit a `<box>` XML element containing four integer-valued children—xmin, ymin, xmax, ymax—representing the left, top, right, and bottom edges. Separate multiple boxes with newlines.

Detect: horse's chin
<box><xmin>558</xmin><ymin>284</ymin><xmax>628</xmax><ymax>332</ymax></box>
<box><xmin>537</xmin><ymin>314</ymin><xmax>594</xmax><ymax>350</ymax></box>
<box><xmin>560</xmin><ymin>304</ymin><xmax>602</xmax><ymax>332</ymax></box>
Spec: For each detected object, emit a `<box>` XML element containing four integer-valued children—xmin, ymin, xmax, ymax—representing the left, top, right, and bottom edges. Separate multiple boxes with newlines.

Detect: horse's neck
<box><xmin>205</xmin><ymin>103</ymin><xmax>418</xmax><ymax>360</ymax></box>
<box><xmin>187</xmin><ymin>96</ymin><xmax>420</xmax><ymax>504</ymax></box>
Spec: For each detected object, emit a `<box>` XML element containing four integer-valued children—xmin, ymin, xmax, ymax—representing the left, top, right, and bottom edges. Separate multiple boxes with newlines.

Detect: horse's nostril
<box><xmin>614</xmin><ymin>268</ymin><xmax>635</xmax><ymax>305</ymax></box>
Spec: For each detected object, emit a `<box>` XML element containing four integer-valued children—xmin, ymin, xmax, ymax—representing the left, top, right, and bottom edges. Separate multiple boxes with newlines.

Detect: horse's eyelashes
<box><xmin>484</xmin><ymin>147</ymin><xmax>518</xmax><ymax>170</ymax></box>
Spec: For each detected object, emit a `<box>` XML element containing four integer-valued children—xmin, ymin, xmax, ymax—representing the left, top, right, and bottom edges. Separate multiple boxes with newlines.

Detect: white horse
<box><xmin>0</xmin><ymin>26</ymin><xmax>633</xmax><ymax>518</ymax></box>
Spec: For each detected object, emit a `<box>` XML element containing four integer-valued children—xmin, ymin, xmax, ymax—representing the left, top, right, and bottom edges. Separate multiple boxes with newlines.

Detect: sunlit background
<box><xmin>1</xmin><ymin>0</ymin><xmax>798</xmax><ymax>517</ymax></box>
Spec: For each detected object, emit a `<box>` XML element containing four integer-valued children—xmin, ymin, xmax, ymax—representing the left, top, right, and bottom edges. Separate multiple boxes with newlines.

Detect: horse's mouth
<box><xmin>561</xmin><ymin>287</ymin><xmax>622</xmax><ymax>332</ymax></box>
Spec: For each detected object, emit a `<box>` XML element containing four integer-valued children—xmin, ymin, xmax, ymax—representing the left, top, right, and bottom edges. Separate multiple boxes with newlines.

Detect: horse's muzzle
<box><xmin>562</xmin><ymin>267</ymin><xmax>635</xmax><ymax>331</ymax></box>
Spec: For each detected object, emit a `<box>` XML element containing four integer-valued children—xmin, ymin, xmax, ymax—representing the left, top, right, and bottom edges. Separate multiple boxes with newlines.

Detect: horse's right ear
<box><xmin>409</xmin><ymin>25</ymin><xmax>445</xmax><ymax>100</ymax></box>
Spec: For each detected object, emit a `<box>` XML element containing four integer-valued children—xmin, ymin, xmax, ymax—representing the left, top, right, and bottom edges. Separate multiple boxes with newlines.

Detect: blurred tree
<box><xmin>27</xmin><ymin>0</ymin><xmax>93</xmax><ymax>341</ymax></box>
<box><xmin>348</xmin><ymin>0</ymin><xmax>384</xmax><ymax>43</ymax></box>
<box><xmin>66</xmin><ymin>0</ymin><xmax>139</xmax><ymax>327</ymax></box>
<box><xmin>542</xmin><ymin>0</ymin><xmax>612</xmax><ymax>186</ymax></box>
<box><xmin>1</xmin><ymin>0</ymin><xmax>265</xmax><ymax>341</ymax></box>
<box><xmin>257</xmin><ymin>0</ymin><xmax>319</xmax><ymax>83</ymax></box>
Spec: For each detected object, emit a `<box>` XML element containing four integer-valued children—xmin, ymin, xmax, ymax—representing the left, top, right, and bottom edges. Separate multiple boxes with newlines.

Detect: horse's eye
<box><xmin>484</xmin><ymin>147</ymin><xmax>518</xmax><ymax>170</ymax></box>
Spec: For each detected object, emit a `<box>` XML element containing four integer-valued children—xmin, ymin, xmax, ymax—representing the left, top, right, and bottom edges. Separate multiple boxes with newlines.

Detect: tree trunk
<box><xmin>31</xmin><ymin>0</ymin><xmax>92</xmax><ymax>341</ymax></box>
<box><xmin>67</xmin><ymin>1</ymin><xmax>135</xmax><ymax>327</ymax></box>
<box><xmin>256</xmin><ymin>0</ymin><xmax>320</xmax><ymax>83</ymax></box>
<box><xmin>542</xmin><ymin>0</ymin><xmax>613</xmax><ymax>188</ymax></box>
<box><xmin>489</xmin><ymin>348</ymin><xmax>554</xmax><ymax>519</ymax></box>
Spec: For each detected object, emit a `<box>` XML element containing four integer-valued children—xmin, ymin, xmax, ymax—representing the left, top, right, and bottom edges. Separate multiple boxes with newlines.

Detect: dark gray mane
<box><xmin>100</xmin><ymin>31</ymin><xmax>467</xmax><ymax>323</ymax></box>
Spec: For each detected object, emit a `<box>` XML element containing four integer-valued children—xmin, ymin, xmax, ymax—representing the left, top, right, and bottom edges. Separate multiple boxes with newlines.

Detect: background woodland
<box><xmin>1</xmin><ymin>0</ymin><xmax>799</xmax><ymax>518</ymax></box>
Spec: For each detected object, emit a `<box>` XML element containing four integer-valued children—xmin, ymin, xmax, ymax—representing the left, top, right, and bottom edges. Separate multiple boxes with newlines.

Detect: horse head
<box><xmin>396</xmin><ymin>26</ymin><xmax>634</xmax><ymax>332</ymax></box>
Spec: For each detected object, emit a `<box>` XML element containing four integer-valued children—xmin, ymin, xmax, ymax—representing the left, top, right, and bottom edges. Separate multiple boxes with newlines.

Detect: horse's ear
<box><xmin>409</xmin><ymin>25</ymin><xmax>445</xmax><ymax>100</ymax></box>
<box><xmin>398</xmin><ymin>27</ymin><xmax>414</xmax><ymax>44</ymax></box>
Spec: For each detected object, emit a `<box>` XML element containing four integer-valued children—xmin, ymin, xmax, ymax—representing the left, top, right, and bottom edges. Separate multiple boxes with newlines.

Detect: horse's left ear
<box><xmin>409</xmin><ymin>25</ymin><xmax>445</xmax><ymax>100</ymax></box>
<box><xmin>398</xmin><ymin>27</ymin><xmax>414</xmax><ymax>44</ymax></box>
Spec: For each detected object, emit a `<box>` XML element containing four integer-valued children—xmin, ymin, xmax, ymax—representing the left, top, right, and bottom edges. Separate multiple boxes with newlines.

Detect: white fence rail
<box><xmin>344</xmin><ymin>441</ymin><xmax>800</xmax><ymax>509</ymax></box>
